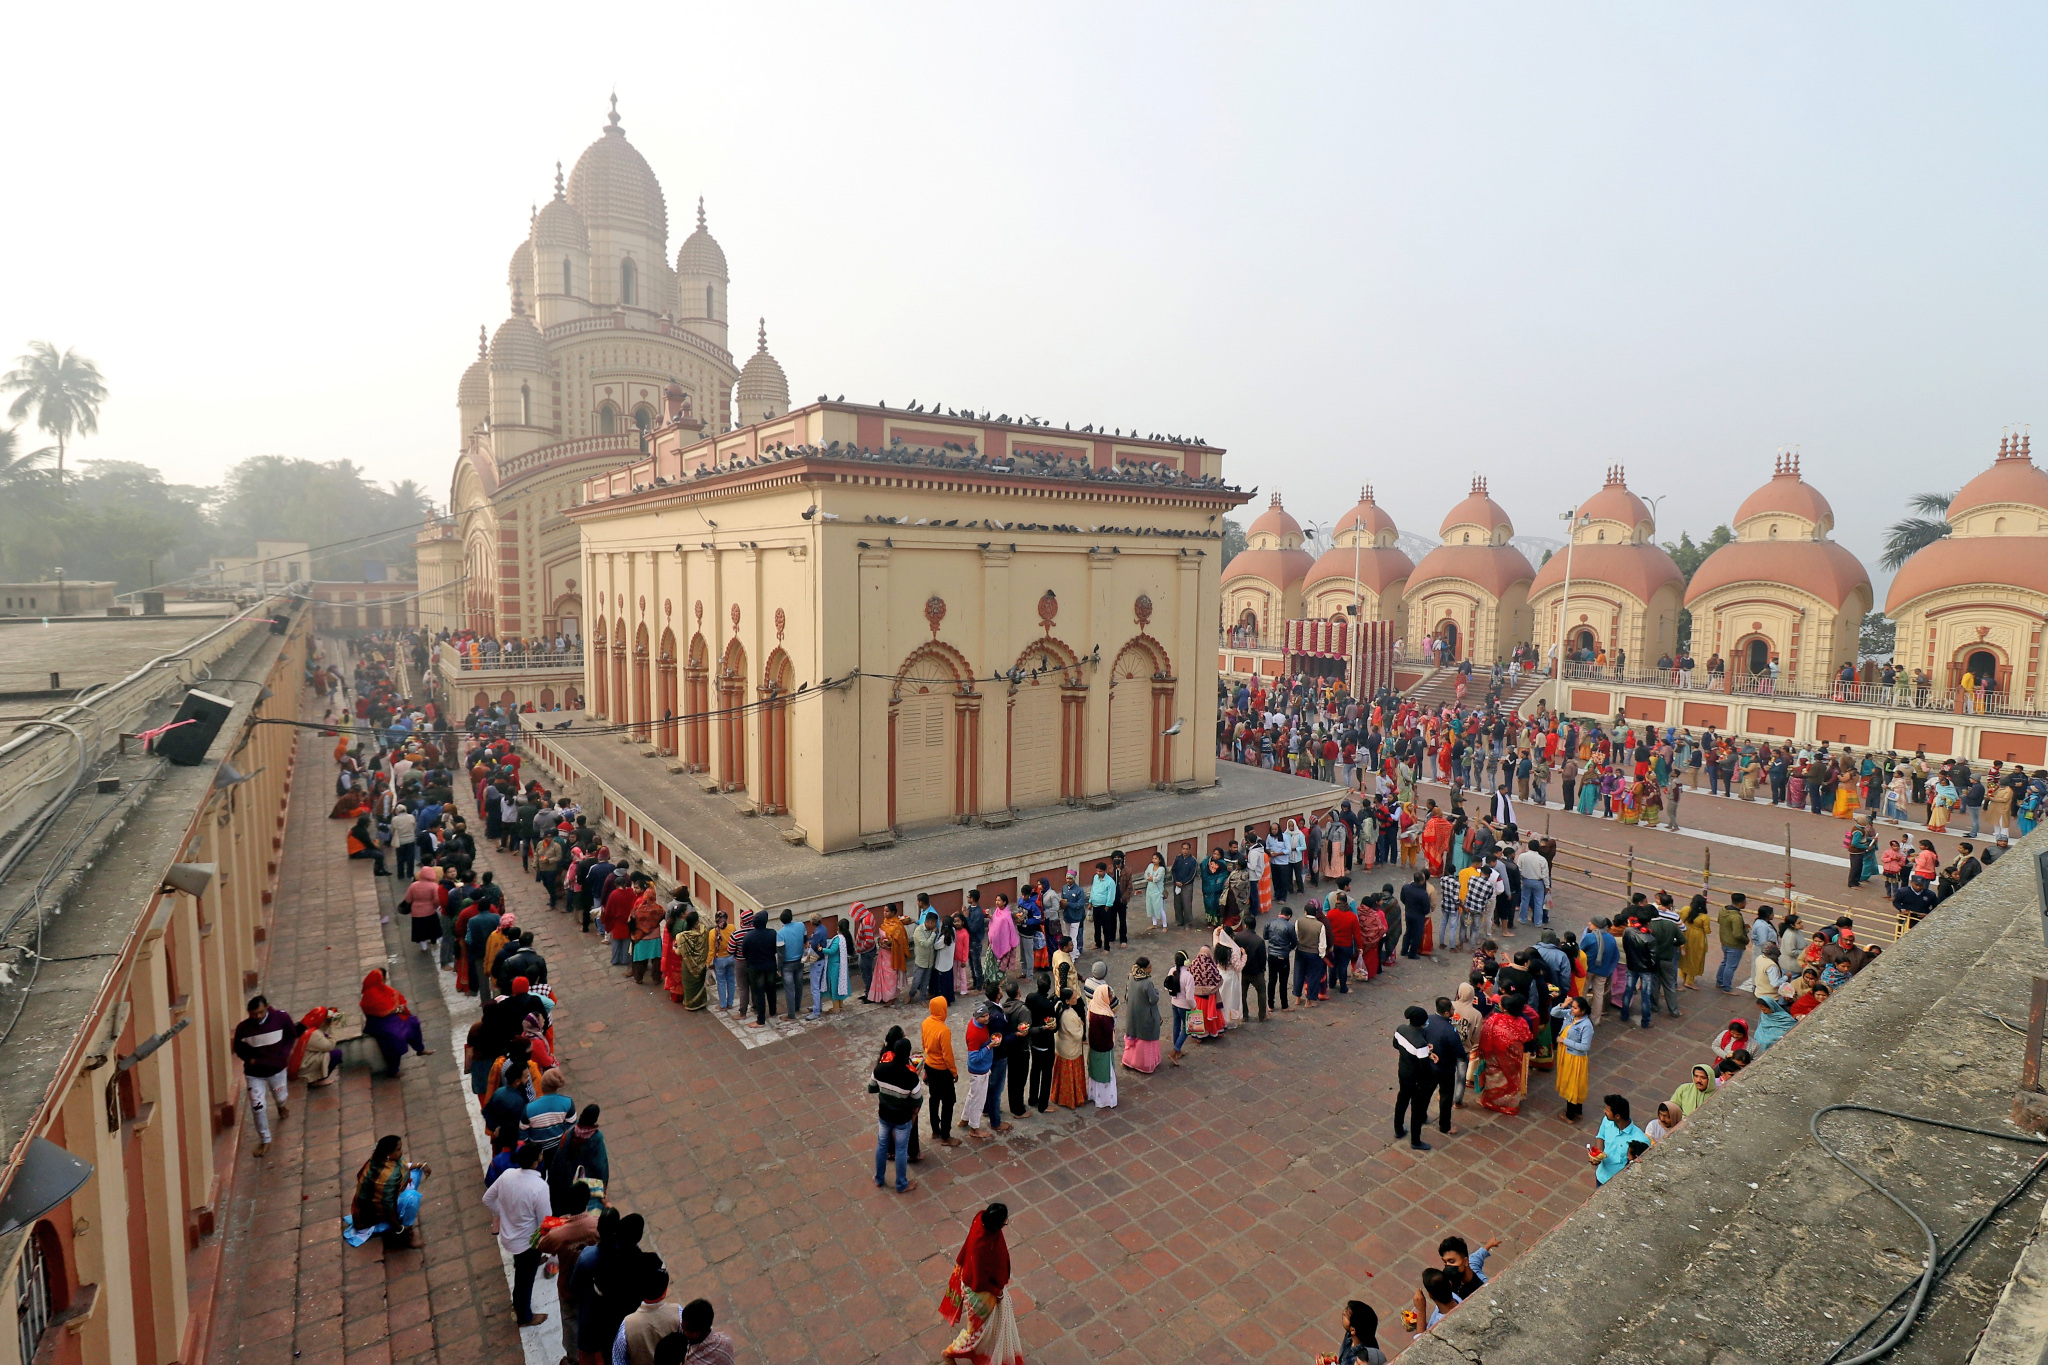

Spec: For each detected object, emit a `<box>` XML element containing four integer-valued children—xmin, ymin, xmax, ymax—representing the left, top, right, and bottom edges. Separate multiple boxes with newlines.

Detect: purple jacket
<box><xmin>232</xmin><ymin>1007</ymin><xmax>301</xmax><ymax>1078</ymax></box>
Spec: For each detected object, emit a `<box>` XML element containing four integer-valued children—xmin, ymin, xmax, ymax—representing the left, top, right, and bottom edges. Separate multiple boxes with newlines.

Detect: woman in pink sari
<box><xmin>987</xmin><ymin>896</ymin><xmax>1020</xmax><ymax>980</ymax></box>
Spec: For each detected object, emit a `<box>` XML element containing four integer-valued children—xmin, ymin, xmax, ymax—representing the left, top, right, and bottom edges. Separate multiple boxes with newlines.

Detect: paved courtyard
<box><xmin>204</xmin><ymin>731</ymin><xmax>1972</xmax><ymax>1365</ymax></box>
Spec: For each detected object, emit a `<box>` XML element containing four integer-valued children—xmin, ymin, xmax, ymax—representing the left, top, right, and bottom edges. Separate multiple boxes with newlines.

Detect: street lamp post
<box><xmin>1551</xmin><ymin>514</ymin><xmax>1588</xmax><ymax>714</ymax></box>
<box><xmin>1350</xmin><ymin>514</ymin><xmax>1365</xmax><ymax>698</ymax></box>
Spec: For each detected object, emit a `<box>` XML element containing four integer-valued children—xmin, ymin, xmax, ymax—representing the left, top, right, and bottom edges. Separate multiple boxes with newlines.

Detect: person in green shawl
<box><xmin>1668</xmin><ymin>1063</ymin><xmax>1715</xmax><ymax>1119</ymax></box>
<box><xmin>1200</xmin><ymin>850</ymin><xmax>1229</xmax><ymax>927</ymax></box>
<box><xmin>346</xmin><ymin>1134</ymin><xmax>429</xmax><ymax>1248</ymax></box>
<box><xmin>671</xmin><ymin>909</ymin><xmax>712</xmax><ymax>1011</ymax></box>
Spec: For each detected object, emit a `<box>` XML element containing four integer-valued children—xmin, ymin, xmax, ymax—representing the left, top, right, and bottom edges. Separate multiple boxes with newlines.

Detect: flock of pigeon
<box><xmin>609</xmin><ymin>437</ymin><xmax>1245</xmax><ymax>499</ymax></box>
<box><xmin>817</xmin><ymin>394</ymin><xmax>1210</xmax><ymax>447</ymax></box>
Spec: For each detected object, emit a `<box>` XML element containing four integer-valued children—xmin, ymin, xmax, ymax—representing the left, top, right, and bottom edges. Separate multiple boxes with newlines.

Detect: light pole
<box><xmin>1348</xmin><ymin>514</ymin><xmax>1367</xmax><ymax>698</ymax></box>
<box><xmin>1551</xmin><ymin>513</ymin><xmax>1588</xmax><ymax>713</ymax></box>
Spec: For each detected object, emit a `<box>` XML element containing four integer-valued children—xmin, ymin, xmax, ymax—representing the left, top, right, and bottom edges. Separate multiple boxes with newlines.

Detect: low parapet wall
<box><xmin>1402</xmin><ymin>833</ymin><xmax>2048</xmax><ymax>1365</ymax></box>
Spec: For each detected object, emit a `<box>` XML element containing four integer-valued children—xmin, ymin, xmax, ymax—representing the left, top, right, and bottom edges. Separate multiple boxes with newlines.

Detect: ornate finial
<box><xmin>1470</xmin><ymin>475</ymin><xmax>1487</xmax><ymax>496</ymax></box>
<box><xmin>1269</xmin><ymin>490</ymin><xmax>1283</xmax><ymax>508</ymax></box>
<box><xmin>1361</xmin><ymin>483</ymin><xmax>1373</xmax><ymax>502</ymax></box>
<box><xmin>530</xmin><ymin>202</ymin><xmax>538</xmax><ymax>227</ymax></box>
<box><xmin>477</xmin><ymin>324</ymin><xmax>487</xmax><ymax>359</ymax></box>
<box><xmin>1999</xmin><ymin>431</ymin><xmax>2012</xmax><ymax>460</ymax></box>
<box><xmin>511</xmin><ymin>277</ymin><xmax>527</xmax><ymax>317</ymax></box>
<box><xmin>607</xmin><ymin>92</ymin><xmax>621</xmax><ymax>130</ymax></box>
<box><xmin>757</xmin><ymin>318</ymin><xmax>767</xmax><ymax>353</ymax></box>
<box><xmin>554</xmin><ymin>161</ymin><xmax>565</xmax><ymax>199</ymax></box>
<box><xmin>2026</xmin><ymin>429</ymin><xmax>2033</xmax><ymax>461</ymax></box>
<box><xmin>697</xmin><ymin>196</ymin><xmax>706</xmax><ymax>231</ymax></box>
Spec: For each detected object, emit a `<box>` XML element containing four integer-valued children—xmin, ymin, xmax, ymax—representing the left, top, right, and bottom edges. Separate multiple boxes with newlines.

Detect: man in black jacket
<box><xmin>1261</xmin><ymin>908</ymin><xmax>1297</xmax><ymax>1012</ymax></box>
<box><xmin>1393</xmin><ymin>1006</ymin><xmax>1437</xmax><ymax>1152</ymax></box>
<box><xmin>1024</xmin><ymin>976</ymin><xmax>1057</xmax><ymax>1112</ymax></box>
<box><xmin>739</xmin><ymin>911</ymin><xmax>781</xmax><ymax>1027</ymax></box>
<box><xmin>1619</xmin><ymin>912</ymin><xmax>1660</xmax><ymax>1029</ymax></box>
<box><xmin>1400</xmin><ymin>872</ymin><xmax>1432</xmax><ymax>960</ymax></box>
<box><xmin>1425</xmin><ymin>996</ymin><xmax>1468</xmax><ymax>1135</ymax></box>
<box><xmin>233</xmin><ymin>995</ymin><xmax>302</xmax><ymax>1157</ymax></box>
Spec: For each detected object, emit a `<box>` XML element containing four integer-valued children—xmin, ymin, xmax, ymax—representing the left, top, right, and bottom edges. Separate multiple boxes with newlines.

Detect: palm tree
<box><xmin>0</xmin><ymin>425</ymin><xmax>55</xmax><ymax>485</ymax></box>
<box><xmin>1880</xmin><ymin>490</ymin><xmax>1954</xmax><ymax>570</ymax></box>
<box><xmin>1</xmin><ymin>343</ymin><xmax>107</xmax><ymax>492</ymax></box>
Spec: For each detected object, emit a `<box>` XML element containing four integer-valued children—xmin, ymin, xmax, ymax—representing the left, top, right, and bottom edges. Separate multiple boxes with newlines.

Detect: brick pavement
<box><xmin>208</xmin><ymin>729</ymin><xmax>1937</xmax><ymax>1365</ymax></box>
<box><xmin>206</xmin><ymin>737</ymin><xmax>526</xmax><ymax>1365</ymax></box>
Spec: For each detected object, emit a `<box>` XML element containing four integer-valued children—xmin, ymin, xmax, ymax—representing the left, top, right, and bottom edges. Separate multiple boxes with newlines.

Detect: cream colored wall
<box><xmin>1893</xmin><ymin>591</ymin><xmax>2048</xmax><ymax>694</ymax></box>
<box><xmin>1687</xmin><ymin>583</ymin><xmax>1869</xmax><ymax>692</ymax></box>
<box><xmin>1223</xmin><ymin>578</ymin><xmax>1298</xmax><ymax>645</ymax></box>
<box><xmin>574</xmin><ymin>478</ymin><xmax>1225</xmax><ymax>852</ymax></box>
<box><xmin>1531</xmin><ymin>579</ymin><xmax>1681</xmax><ymax>665</ymax></box>
<box><xmin>1405</xmin><ymin>580</ymin><xmax>1529</xmax><ymax>664</ymax></box>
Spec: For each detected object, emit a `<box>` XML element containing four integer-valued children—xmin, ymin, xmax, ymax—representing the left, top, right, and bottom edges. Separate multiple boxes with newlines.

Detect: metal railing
<box><xmin>1549</xmin><ymin>665</ymin><xmax>2048</xmax><ymax>720</ymax></box>
<box><xmin>436</xmin><ymin>643</ymin><xmax>584</xmax><ymax>673</ymax></box>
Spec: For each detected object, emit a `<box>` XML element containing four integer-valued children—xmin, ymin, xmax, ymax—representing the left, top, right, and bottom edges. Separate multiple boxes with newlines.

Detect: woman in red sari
<box><xmin>1420</xmin><ymin>808</ymin><xmax>1454</xmax><ymax>878</ymax></box>
<box><xmin>940</xmin><ymin>1203</ymin><xmax>1023</xmax><ymax>1365</ymax></box>
<box><xmin>1477</xmin><ymin>992</ymin><xmax>1533</xmax><ymax>1115</ymax></box>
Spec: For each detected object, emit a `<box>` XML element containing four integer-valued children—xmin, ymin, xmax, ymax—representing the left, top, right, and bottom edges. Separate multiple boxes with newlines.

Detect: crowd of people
<box><xmin>292</xmin><ymin>635</ymin><xmax>738</xmax><ymax>1363</ymax></box>
<box><xmin>289</xmin><ymin>629</ymin><xmax>2034</xmax><ymax>1362</ymax></box>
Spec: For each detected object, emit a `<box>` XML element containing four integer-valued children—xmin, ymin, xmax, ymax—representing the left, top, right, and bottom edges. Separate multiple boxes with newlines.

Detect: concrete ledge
<box><xmin>1404</xmin><ymin>831</ymin><xmax>2048</xmax><ymax>1365</ymax></box>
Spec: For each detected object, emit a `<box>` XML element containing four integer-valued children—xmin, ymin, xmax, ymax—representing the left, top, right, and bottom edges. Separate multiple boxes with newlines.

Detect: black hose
<box><xmin>1811</xmin><ymin>1104</ymin><xmax>2048</xmax><ymax>1365</ymax></box>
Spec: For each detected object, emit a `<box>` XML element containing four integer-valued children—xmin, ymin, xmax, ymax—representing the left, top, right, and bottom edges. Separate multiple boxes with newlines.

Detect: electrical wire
<box><xmin>1810</xmin><ymin>1104</ymin><xmax>2048</xmax><ymax>1364</ymax></box>
<box><xmin>113</xmin><ymin>518</ymin><xmax>439</xmax><ymax>599</ymax></box>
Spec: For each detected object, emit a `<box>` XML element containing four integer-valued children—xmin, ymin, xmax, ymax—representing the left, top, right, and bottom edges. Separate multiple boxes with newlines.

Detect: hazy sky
<box><xmin>4</xmin><ymin>3</ymin><xmax>2043</xmax><ymax>593</ymax></box>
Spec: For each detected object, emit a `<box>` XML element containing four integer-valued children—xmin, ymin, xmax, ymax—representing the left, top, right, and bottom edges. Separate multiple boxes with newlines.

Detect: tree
<box><xmin>1661</xmin><ymin>527</ymin><xmax>1730</xmax><ymax>653</ymax></box>
<box><xmin>1663</xmin><ymin>526</ymin><xmax>1732</xmax><ymax>583</ymax></box>
<box><xmin>1881</xmin><ymin>491</ymin><xmax>1953</xmax><ymax>570</ymax></box>
<box><xmin>1</xmin><ymin>343</ymin><xmax>106</xmax><ymax>491</ymax></box>
<box><xmin>214</xmin><ymin>456</ymin><xmax>432</xmax><ymax>577</ymax></box>
<box><xmin>1221</xmin><ymin>517</ymin><xmax>1246</xmax><ymax>563</ymax></box>
<box><xmin>0</xmin><ymin>426</ymin><xmax>54</xmax><ymax>486</ymax></box>
<box><xmin>1859</xmin><ymin>611</ymin><xmax>1896</xmax><ymax>658</ymax></box>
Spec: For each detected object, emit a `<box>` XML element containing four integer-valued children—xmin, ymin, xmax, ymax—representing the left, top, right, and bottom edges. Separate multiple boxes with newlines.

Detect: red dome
<box><xmin>1884</xmin><ymin>536</ymin><xmax>2048</xmax><ymax>613</ymax></box>
<box><xmin>1948</xmin><ymin>454</ymin><xmax>2048</xmax><ymax>519</ymax></box>
<box><xmin>1685</xmin><ymin>539</ymin><xmax>1870</xmax><ymax>611</ymax></box>
<box><xmin>1576</xmin><ymin>467</ymin><xmax>1650</xmax><ymax>529</ymax></box>
<box><xmin>1408</xmin><ymin>543</ymin><xmax>1536</xmax><ymax>599</ymax></box>
<box><xmin>1734</xmin><ymin>469</ymin><xmax>1834</xmax><ymax>528</ymax></box>
<box><xmin>1223</xmin><ymin>546</ymin><xmax>1314</xmax><ymax>588</ymax></box>
<box><xmin>1303</xmin><ymin>544</ymin><xmax>1415</xmax><ymax>595</ymax></box>
<box><xmin>1333</xmin><ymin>486</ymin><xmax>1398</xmax><ymax>540</ymax></box>
<box><xmin>1531</xmin><ymin>542</ymin><xmax>1682</xmax><ymax>603</ymax></box>
<box><xmin>1246</xmin><ymin>492</ymin><xmax>1303</xmax><ymax>541</ymax></box>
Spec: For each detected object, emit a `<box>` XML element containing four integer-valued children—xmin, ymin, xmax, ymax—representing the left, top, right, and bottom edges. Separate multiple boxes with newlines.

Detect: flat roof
<box><xmin>531</xmin><ymin>725</ymin><xmax>1344</xmax><ymax>915</ymax></box>
<box><xmin>0</xmin><ymin>615</ymin><xmax>240</xmax><ymax>703</ymax></box>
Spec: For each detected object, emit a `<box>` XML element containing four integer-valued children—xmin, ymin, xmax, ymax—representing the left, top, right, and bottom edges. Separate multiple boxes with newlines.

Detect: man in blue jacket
<box><xmin>1579</xmin><ymin>916</ymin><xmax>1618</xmax><ymax>1026</ymax></box>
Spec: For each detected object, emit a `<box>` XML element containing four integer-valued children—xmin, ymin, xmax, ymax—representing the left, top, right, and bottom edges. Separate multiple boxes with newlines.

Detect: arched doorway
<box><xmin>1232</xmin><ymin>607</ymin><xmax>1259</xmax><ymax>648</ymax></box>
<box><xmin>684</xmin><ymin>634</ymin><xmax>709</xmax><ymax>771</ymax></box>
<box><xmin>657</xmin><ymin>629</ymin><xmax>678</xmax><ymax>754</ymax></box>
<box><xmin>1746</xmin><ymin>638</ymin><xmax>1771</xmax><ymax>677</ymax></box>
<box><xmin>1108</xmin><ymin>636</ymin><xmax>1174</xmax><ymax>794</ymax></box>
<box><xmin>892</xmin><ymin>642</ymin><xmax>976</xmax><ymax>827</ymax></box>
<box><xmin>718</xmin><ymin>639</ymin><xmax>748</xmax><ymax>792</ymax></box>
<box><xmin>1007</xmin><ymin>638</ymin><xmax>1084</xmax><ymax>809</ymax></box>
<box><xmin>539</xmin><ymin>687</ymin><xmax>556</xmax><ymax>709</ymax></box>
<box><xmin>759</xmin><ymin>649</ymin><xmax>795</xmax><ymax>814</ymax></box>
<box><xmin>1434</xmin><ymin>619</ymin><xmax>1459</xmax><ymax>662</ymax></box>
<box><xmin>1572</xmin><ymin>627</ymin><xmax>1597</xmax><ymax>657</ymax></box>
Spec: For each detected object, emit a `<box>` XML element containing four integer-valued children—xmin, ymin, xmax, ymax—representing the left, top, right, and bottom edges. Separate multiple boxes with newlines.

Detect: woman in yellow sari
<box><xmin>1831</xmin><ymin>760</ymin><xmax>1858</xmax><ymax>818</ymax></box>
<box><xmin>1616</xmin><ymin>778</ymin><xmax>1642</xmax><ymax>825</ymax></box>
<box><xmin>671</xmin><ymin>910</ymin><xmax>712</xmax><ymax>1010</ymax></box>
<box><xmin>1679</xmin><ymin>894</ymin><xmax>1710</xmax><ymax>989</ymax></box>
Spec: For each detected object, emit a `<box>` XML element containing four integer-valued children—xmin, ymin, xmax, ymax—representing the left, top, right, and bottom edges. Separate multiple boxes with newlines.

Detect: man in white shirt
<box><xmin>1515</xmin><ymin>841</ymin><xmax>1551</xmax><ymax>927</ymax></box>
<box><xmin>481</xmin><ymin>1144</ymin><xmax>552</xmax><ymax>1327</ymax></box>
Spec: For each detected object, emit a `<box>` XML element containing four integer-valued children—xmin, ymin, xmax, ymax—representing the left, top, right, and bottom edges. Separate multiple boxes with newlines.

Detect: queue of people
<box><xmin>304</xmin><ymin>637</ymin><xmax>740</xmax><ymax>1363</ymax></box>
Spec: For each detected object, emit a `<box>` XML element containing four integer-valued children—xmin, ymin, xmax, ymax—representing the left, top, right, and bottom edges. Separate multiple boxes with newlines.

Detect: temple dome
<box><xmin>534</xmin><ymin>170</ymin><xmax>589</xmax><ymax>251</ymax></box>
<box><xmin>1246</xmin><ymin>491</ymin><xmax>1303</xmax><ymax>542</ymax></box>
<box><xmin>676</xmin><ymin>198</ymin><xmax>728</xmax><ymax>278</ymax></box>
<box><xmin>1948</xmin><ymin>433</ymin><xmax>2048</xmax><ymax>518</ymax></box>
<box><xmin>566</xmin><ymin>97</ymin><xmax>668</xmax><ymax>244</ymax></box>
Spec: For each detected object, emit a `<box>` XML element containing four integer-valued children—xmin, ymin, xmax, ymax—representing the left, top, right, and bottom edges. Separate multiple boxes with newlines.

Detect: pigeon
<box><xmin>553</xmin><ymin>719</ymin><xmax>574</xmax><ymax>730</ymax></box>
<box><xmin>1160</xmin><ymin>718</ymin><xmax>1183</xmax><ymax>737</ymax></box>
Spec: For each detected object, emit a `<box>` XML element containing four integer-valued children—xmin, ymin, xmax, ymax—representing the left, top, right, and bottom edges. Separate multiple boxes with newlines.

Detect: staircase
<box><xmin>1399</xmin><ymin>666</ymin><xmax>1551</xmax><ymax>716</ymax></box>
